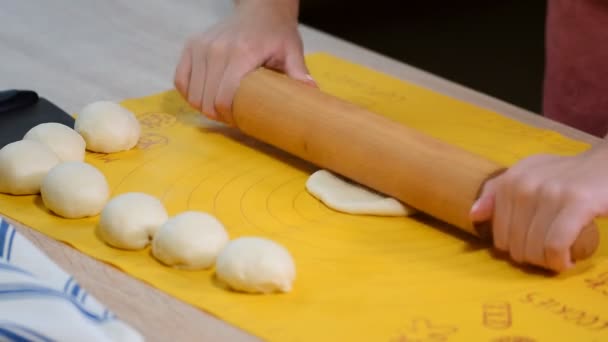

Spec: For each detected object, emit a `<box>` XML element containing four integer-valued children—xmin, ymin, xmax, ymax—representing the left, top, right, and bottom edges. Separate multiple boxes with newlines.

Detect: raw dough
<box><xmin>23</xmin><ymin>122</ymin><xmax>86</xmax><ymax>161</ymax></box>
<box><xmin>0</xmin><ymin>140</ymin><xmax>60</xmax><ymax>195</ymax></box>
<box><xmin>41</xmin><ymin>162</ymin><xmax>110</xmax><ymax>218</ymax></box>
<box><xmin>305</xmin><ymin>170</ymin><xmax>416</xmax><ymax>216</ymax></box>
<box><xmin>216</xmin><ymin>237</ymin><xmax>296</xmax><ymax>294</ymax></box>
<box><xmin>152</xmin><ymin>211</ymin><xmax>229</xmax><ymax>270</ymax></box>
<box><xmin>98</xmin><ymin>192</ymin><xmax>168</xmax><ymax>250</ymax></box>
<box><xmin>75</xmin><ymin>101</ymin><xmax>141</xmax><ymax>153</ymax></box>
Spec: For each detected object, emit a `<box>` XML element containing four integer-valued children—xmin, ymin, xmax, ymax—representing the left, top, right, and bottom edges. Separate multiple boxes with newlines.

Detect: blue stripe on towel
<box><xmin>0</xmin><ymin>263</ymin><xmax>32</xmax><ymax>277</ymax></box>
<box><xmin>0</xmin><ymin>283</ymin><xmax>110</xmax><ymax>322</ymax></box>
<box><xmin>63</xmin><ymin>277</ymin><xmax>73</xmax><ymax>293</ymax></box>
<box><xmin>6</xmin><ymin>228</ymin><xmax>16</xmax><ymax>262</ymax></box>
<box><xmin>0</xmin><ymin>220</ymin><xmax>9</xmax><ymax>259</ymax></box>
<box><xmin>0</xmin><ymin>326</ymin><xmax>30</xmax><ymax>342</ymax></box>
<box><xmin>71</xmin><ymin>284</ymin><xmax>80</xmax><ymax>298</ymax></box>
<box><xmin>0</xmin><ymin>321</ymin><xmax>54</xmax><ymax>342</ymax></box>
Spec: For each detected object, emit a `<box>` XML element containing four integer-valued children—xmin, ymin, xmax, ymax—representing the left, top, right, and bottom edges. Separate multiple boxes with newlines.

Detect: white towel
<box><xmin>0</xmin><ymin>217</ymin><xmax>143</xmax><ymax>342</ymax></box>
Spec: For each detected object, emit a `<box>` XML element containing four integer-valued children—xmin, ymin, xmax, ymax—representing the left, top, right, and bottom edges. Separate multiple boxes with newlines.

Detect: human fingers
<box><xmin>186</xmin><ymin>38</ymin><xmax>209</xmax><ymax>111</ymax></box>
<box><xmin>200</xmin><ymin>37</ymin><xmax>231</xmax><ymax>120</ymax></box>
<box><xmin>174</xmin><ymin>43</ymin><xmax>192</xmax><ymax>96</ymax></box>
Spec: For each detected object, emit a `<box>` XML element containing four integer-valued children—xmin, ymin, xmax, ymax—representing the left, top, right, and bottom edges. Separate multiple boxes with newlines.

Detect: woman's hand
<box><xmin>174</xmin><ymin>0</ymin><xmax>313</xmax><ymax>125</ymax></box>
<box><xmin>470</xmin><ymin>143</ymin><xmax>608</xmax><ymax>272</ymax></box>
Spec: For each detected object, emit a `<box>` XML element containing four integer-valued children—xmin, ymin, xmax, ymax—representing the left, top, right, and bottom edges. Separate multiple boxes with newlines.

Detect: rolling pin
<box><xmin>232</xmin><ymin>68</ymin><xmax>599</xmax><ymax>263</ymax></box>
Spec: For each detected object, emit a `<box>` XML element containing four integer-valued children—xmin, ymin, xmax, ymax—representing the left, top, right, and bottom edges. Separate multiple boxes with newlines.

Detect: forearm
<box><xmin>586</xmin><ymin>131</ymin><xmax>608</xmax><ymax>155</ymax></box>
<box><xmin>234</xmin><ymin>0</ymin><xmax>300</xmax><ymax>19</ymax></box>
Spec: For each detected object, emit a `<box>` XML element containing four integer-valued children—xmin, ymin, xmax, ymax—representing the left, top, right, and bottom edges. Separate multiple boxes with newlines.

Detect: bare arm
<box><xmin>234</xmin><ymin>0</ymin><xmax>300</xmax><ymax>17</ymax></box>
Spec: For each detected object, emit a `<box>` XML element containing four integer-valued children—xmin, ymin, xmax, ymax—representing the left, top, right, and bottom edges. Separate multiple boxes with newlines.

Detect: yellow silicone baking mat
<box><xmin>2</xmin><ymin>53</ymin><xmax>608</xmax><ymax>341</ymax></box>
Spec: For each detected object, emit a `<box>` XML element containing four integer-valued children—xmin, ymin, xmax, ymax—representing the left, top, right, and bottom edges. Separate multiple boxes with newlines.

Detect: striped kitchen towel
<box><xmin>0</xmin><ymin>217</ymin><xmax>143</xmax><ymax>342</ymax></box>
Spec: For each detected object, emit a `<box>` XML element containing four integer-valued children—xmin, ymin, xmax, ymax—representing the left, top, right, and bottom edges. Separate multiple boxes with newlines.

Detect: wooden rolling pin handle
<box><xmin>474</xmin><ymin>173</ymin><xmax>600</xmax><ymax>262</ymax></box>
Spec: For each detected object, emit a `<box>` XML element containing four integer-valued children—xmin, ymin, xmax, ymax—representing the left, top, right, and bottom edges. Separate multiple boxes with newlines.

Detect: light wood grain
<box><xmin>0</xmin><ymin>1</ymin><xmax>601</xmax><ymax>341</ymax></box>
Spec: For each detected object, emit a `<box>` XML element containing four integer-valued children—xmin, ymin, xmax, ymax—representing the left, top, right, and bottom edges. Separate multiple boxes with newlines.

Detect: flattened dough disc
<box><xmin>306</xmin><ymin>170</ymin><xmax>416</xmax><ymax>217</ymax></box>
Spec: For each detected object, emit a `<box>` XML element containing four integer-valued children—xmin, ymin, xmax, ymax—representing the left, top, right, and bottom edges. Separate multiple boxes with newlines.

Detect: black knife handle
<box><xmin>0</xmin><ymin>90</ymin><xmax>39</xmax><ymax>113</ymax></box>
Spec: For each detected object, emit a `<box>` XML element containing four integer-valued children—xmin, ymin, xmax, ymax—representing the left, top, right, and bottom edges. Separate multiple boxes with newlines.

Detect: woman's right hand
<box><xmin>174</xmin><ymin>0</ymin><xmax>314</xmax><ymax>125</ymax></box>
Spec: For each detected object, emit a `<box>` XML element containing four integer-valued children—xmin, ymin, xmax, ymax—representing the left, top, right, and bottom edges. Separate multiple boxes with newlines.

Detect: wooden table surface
<box><xmin>0</xmin><ymin>1</ymin><xmax>601</xmax><ymax>341</ymax></box>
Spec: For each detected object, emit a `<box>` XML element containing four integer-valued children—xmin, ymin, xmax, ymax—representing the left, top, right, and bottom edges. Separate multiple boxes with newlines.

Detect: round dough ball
<box><xmin>75</xmin><ymin>101</ymin><xmax>141</xmax><ymax>153</ymax></box>
<box><xmin>41</xmin><ymin>162</ymin><xmax>110</xmax><ymax>218</ymax></box>
<box><xmin>152</xmin><ymin>211</ymin><xmax>229</xmax><ymax>270</ymax></box>
<box><xmin>98</xmin><ymin>192</ymin><xmax>168</xmax><ymax>250</ymax></box>
<box><xmin>23</xmin><ymin>122</ymin><xmax>86</xmax><ymax>161</ymax></box>
<box><xmin>216</xmin><ymin>237</ymin><xmax>296</xmax><ymax>294</ymax></box>
<box><xmin>0</xmin><ymin>140</ymin><xmax>60</xmax><ymax>195</ymax></box>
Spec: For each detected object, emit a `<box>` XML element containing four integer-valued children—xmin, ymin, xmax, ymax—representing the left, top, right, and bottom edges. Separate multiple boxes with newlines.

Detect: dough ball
<box><xmin>152</xmin><ymin>211</ymin><xmax>229</xmax><ymax>270</ymax></box>
<box><xmin>0</xmin><ymin>140</ymin><xmax>60</xmax><ymax>195</ymax></box>
<box><xmin>41</xmin><ymin>161</ymin><xmax>110</xmax><ymax>218</ymax></box>
<box><xmin>23</xmin><ymin>122</ymin><xmax>86</xmax><ymax>161</ymax></box>
<box><xmin>216</xmin><ymin>237</ymin><xmax>296</xmax><ymax>294</ymax></box>
<box><xmin>75</xmin><ymin>101</ymin><xmax>141</xmax><ymax>153</ymax></box>
<box><xmin>98</xmin><ymin>192</ymin><xmax>168</xmax><ymax>250</ymax></box>
<box><xmin>306</xmin><ymin>170</ymin><xmax>416</xmax><ymax>216</ymax></box>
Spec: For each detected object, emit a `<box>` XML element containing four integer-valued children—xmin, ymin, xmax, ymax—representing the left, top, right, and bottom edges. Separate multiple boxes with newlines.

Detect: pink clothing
<box><xmin>543</xmin><ymin>0</ymin><xmax>608</xmax><ymax>137</ymax></box>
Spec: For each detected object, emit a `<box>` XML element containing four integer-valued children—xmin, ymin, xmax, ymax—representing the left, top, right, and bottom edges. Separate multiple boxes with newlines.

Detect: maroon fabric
<box><xmin>543</xmin><ymin>0</ymin><xmax>608</xmax><ymax>137</ymax></box>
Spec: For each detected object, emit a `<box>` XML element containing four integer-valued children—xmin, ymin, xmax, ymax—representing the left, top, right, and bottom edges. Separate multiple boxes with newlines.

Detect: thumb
<box><xmin>283</xmin><ymin>43</ymin><xmax>317</xmax><ymax>88</ymax></box>
<box><xmin>470</xmin><ymin>177</ymin><xmax>498</xmax><ymax>223</ymax></box>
